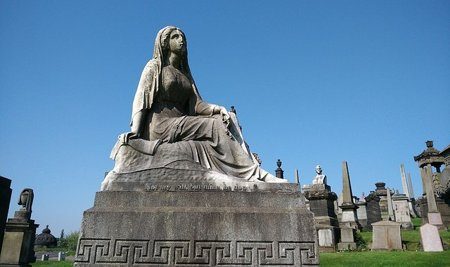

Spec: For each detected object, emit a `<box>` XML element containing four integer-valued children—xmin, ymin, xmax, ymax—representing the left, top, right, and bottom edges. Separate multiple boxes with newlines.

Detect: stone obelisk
<box><xmin>337</xmin><ymin>161</ymin><xmax>358</xmax><ymax>250</ymax></box>
<box><xmin>400</xmin><ymin>164</ymin><xmax>410</xmax><ymax>199</ymax></box>
<box><xmin>400</xmin><ymin>164</ymin><xmax>417</xmax><ymax>218</ymax></box>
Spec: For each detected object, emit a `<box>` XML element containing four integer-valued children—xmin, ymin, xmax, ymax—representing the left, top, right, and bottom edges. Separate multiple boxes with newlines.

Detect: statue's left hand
<box><xmin>219</xmin><ymin>106</ymin><xmax>230</xmax><ymax>123</ymax></box>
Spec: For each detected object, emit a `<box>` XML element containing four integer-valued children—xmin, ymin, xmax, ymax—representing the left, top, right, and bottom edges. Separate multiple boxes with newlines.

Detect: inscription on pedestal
<box><xmin>144</xmin><ymin>183</ymin><xmax>251</xmax><ymax>192</ymax></box>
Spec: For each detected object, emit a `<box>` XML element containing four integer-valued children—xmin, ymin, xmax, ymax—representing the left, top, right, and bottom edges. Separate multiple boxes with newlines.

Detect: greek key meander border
<box><xmin>75</xmin><ymin>239</ymin><xmax>319</xmax><ymax>266</ymax></box>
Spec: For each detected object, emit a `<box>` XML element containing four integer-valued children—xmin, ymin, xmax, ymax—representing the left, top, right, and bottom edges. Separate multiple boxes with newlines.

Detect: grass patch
<box><xmin>412</xmin><ymin>217</ymin><xmax>422</xmax><ymax>228</ymax></box>
<box><xmin>320</xmin><ymin>250</ymin><xmax>450</xmax><ymax>267</ymax></box>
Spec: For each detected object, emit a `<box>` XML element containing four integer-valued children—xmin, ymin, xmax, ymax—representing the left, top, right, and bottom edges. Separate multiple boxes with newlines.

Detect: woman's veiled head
<box><xmin>154</xmin><ymin>26</ymin><xmax>187</xmax><ymax>59</ymax></box>
<box><xmin>153</xmin><ymin>26</ymin><xmax>193</xmax><ymax>80</ymax></box>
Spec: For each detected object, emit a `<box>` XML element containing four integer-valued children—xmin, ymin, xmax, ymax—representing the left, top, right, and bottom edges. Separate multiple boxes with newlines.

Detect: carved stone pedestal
<box><xmin>303</xmin><ymin>184</ymin><xmax>339</xmax><ymax>252</ymax></box>
<box><xmin>336</xmin><ymin>227</ymin><xmax>356</xmax><ymax>251</ymax></box>
<box><xmin>0</xmin><ymin>176</ymin><xmax>12</xmax><ymax>254</ymax></box>
<box><xmin>75</xmin><ymin>181</ymin><xmax>319</xmax><ymax>266</ymax></box>
<box><xmin>0</xmin><ymin>217</ymin><xmax>38</xmax><ymax>267</ymax></box>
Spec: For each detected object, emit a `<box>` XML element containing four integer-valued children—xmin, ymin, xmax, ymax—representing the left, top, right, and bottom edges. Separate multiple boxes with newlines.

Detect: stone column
<box><xmin>424</xmin><ymin>165</ymin><xmax>444</xmax><ymax>228</ymax></box>
<box><xmin>0</xmin><ymin>176</ymin><xmax>12</xmax><ymax>254</ymax></box>
<box><xmin>400</xmin><ymin>164</ymin><xmax>410</xmax><ymax>199</ymax></box>
<box><xmin>420</xmin><ymin>167</ymin><xmax>429</xmax><ymax>198</ymax></box>
<box><xmin>386</xmin><ymin>188</ymin><xmax>395</xmax><ymax>221</ymax></box>
<box><xmin>407</xmin><ymin>172</ymin><xmax>415</xmax><ymax>198</ymax></box>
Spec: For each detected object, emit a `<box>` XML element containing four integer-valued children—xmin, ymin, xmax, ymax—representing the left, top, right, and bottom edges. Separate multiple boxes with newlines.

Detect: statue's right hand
<box><xmin>125</xmin><ymin>132</ymin><xmax>140</xmax><ymax>142</ymax></box>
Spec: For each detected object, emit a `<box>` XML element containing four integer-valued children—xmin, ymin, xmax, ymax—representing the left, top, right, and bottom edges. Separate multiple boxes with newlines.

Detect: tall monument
<box><xmin>75</xmin><ymin>26</ymin><xmax>319</xmax><ymax>266</ymax></box>
<box><xmin>414</xmin><ymin>141</ymin><xmax>447</xmax><ymax>229</ymax></box>
<box><xmin>303</xmin><ymin>165</ymin><xmax>338</xmax><ymax>252</ymax></box>
<box><xmin>337</xmin><ymin>161</ymin><xmax>359</xmax><ymax>250</ymax></box>
<box><xmin>400</xmin><ymin>164</ymin><xmax>418</xmax><ymax>218</ymax></box>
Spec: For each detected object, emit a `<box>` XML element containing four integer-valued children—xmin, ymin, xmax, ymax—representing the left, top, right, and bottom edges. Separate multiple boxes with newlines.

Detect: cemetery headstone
<box><xmin>392</xmin><ymin>192</ymin><xmax>413</xmax><ymax>229</ymax></box>
<box><xmin>58</xmin><ymin>251</ymin><xmax>65</xmax><ymax>261</ymax></box>
<box><xmin>365</xmin><ymin>189</ymin><xmax>382</xmax><ymax>230</ymax></box>
<box><xmin>371</xmin><ymin>220</ymin><xmax>402</xmax><ymax>250</ymax></box>
<box><xmin>355</xmin><ymin>196</ymin><xmax>368</xmax><ymax>230</ymax></box>
<box><xmin>420</xmin><ymin>223</ymin><xmax>443</xmax><ymax>252</ymax></box>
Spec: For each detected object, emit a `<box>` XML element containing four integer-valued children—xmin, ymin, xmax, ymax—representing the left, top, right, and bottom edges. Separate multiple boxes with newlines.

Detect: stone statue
<box><xmin>312</xmin><ymin>165</ymin><xmax>327</xmax><ymax>185</ymax></box>
<box><xmin>101</xmin><ymin>26</ymin><xmax>285</xmax><ymax>190</ymax></box>
<box><xmin>18</xmin><ymin>188</ymin><xmax>33</xmax><ymax>213</ymax></box>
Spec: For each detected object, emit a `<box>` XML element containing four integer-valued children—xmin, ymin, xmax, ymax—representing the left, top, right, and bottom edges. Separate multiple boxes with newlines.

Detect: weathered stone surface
<box><xmin>75</xmin><ymin>184</ymin><xmax>319</xmax><ymax>266</ymax></box>
<box><xmin>303</xmin><ymin>183</ymin><xmax>338</xmax><ymax>252</ymax></box>
<box><xmin>392</xmin><ymin>193</ymin><xmax>413</xmax><ymax>229</ymax></box>
<box><xmin>0</xmin><ymin>188</ymin><xmax>38</xmax><ymax>266</ymax></box>
<box><xmin>355</xmin><ymin>200</ymin><xmax>368</xmax><ymax>230</ymax></box>
<box><xmin>76</xmin><ymin>26</ymin><xmax>317</xmax><ymax>267</ymax></box>
<box><xmin>338</xmin><ymin>162</ymin><xmax>359</xmax><ymax>229</ymax></box>
<box><xmin>420</xmin><ymin>223</ymin><xmax>443</xmax><ymax>252</ymax></box>
<box><xmin>371</xmin><ymin>220</ymin><xmax>402</xmax><ymax>250</ymax></box>
<box><xmin>0</xmin><ymin>176</ymin><xmax>12</xmax><ymax>254</ymax></box>
<box><xmin>365</xmin><ymin>192</ymin><xmax>382</xmax><ymax>230</ymax></box>
<box><xmin>336</xmin><ymin>227</ymin><xmax>356</xmax><ymax>251</ymax></box>
<box><xmin>318</xmin><ymin>229</ymin><xmax>334</xmax><ymax>247</ymax></box>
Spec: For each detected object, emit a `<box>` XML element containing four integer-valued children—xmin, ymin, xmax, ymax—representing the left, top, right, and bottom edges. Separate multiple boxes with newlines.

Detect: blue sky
<box><xmin>1</xmin><ymin>1</ymin><xmax>449</xmax><ymax>234</ymax></box>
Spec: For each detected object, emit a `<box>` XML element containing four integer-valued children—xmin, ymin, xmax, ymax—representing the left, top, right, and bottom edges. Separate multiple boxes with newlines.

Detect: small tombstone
<box><xmin>420</xmin><ymin>223</ymin><xmax>443</xmax><ymax>252</ymax></box>
<box><xmin>58</xmin><ymin>251</ymin><xmax>65</xmax><ymax>261</ymax></box>
<box><xmin>41</xmin><ymin>254</ymin><xmax>49</xmax><ymax>261</ymax></box>
<box><xmin>318</xmin><ymin>228</ymin><xmax>335</xmax><ymax>247</ymax></box>
<box><xmin>371</xmin><ymin>220</ymin><xmax>402</xmax><ymax>250</ymax></box>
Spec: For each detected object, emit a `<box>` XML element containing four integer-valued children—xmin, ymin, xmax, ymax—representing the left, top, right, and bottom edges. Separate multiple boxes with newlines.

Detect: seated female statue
<box><xmin>109</xmin><ymin>26</ymin><xmax>284</xmax><ymax>185</ymax></box>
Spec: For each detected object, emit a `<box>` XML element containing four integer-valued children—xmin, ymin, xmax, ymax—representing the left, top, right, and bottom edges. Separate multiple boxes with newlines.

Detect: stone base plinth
<box><xmin>337</xmin><ymin>242</ymin><xmax>357</xmax><ymax>251</ymax></box>
<box><xmin>371</xmin><ymin>221</ymin><xmax>402</xmax><ymax>251</ymax></box>
<box><xmin>75</xmin><ymin>182</ymin><xmax>319</xmax><ymax>266</ymax></box>
<box><xmin>0</xmin><ymin>219</ymin><xmax>38</xmax><ymax>267</ymax></box>
<box><xmin>337</xmin><ymin>227</ymin><xmax>356</xmax><ymax>251</ymax></box>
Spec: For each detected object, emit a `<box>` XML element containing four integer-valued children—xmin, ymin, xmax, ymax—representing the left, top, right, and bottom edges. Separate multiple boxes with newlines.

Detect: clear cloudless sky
<box><xmin>1</xmin><ymin>1</ymin><xmax>449</xmax><ymax>234</ymax></box>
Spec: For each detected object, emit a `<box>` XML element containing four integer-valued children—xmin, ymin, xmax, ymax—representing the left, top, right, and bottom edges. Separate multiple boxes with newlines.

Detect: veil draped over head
<box><xmin>131</xmin><ymin>26</ymin><xmax>202</xmax><ymax>126</ymax></box>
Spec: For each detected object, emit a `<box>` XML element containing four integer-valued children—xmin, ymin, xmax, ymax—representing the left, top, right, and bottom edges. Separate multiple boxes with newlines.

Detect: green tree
<box><xmin>58</xmin><ymin>231</ymin><xmax>80</xmax><ymax>252</ymax></box>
